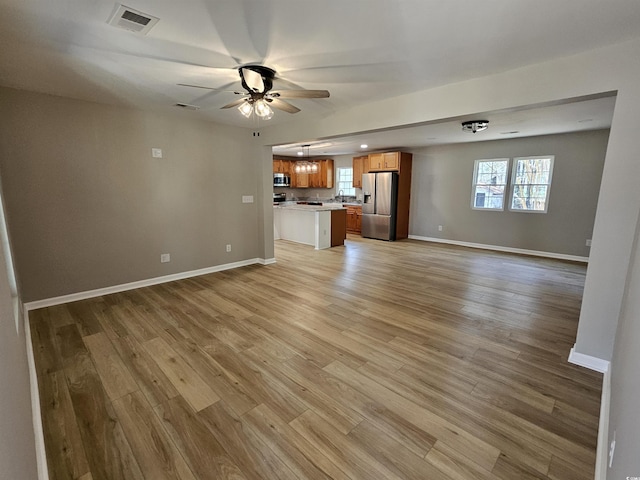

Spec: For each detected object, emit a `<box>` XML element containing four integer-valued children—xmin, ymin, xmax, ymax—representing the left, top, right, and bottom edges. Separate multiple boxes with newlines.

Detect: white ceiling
<box><xmin>0</xmin><ymin>1</ymin><xmax>637</xmax><ymax>151</ymax></box>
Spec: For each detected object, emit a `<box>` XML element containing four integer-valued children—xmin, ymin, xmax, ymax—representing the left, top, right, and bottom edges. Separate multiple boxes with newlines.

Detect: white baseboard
<box><xmin>595</xmin><ymin>366</ymin><xmax>611</xmax><ymax>480</ymax></box>
<box><xmin>24</xmin><ymin>313</ymin><xmax>50</xmax><ymax>480</ymax></box>
<box><xmin>24</xmin><ymin>257</ymin><xmax>272</xmax><ymax>311</ymax></box>
<box><xmin>568</xmin><ymin>345</ymin><xmax>611</xmax><ymax>373</ymax></box>
<box><xmin>408</xmin><ymin>235</ymin><xmax>589</xmax><ymax>263</ymax></box>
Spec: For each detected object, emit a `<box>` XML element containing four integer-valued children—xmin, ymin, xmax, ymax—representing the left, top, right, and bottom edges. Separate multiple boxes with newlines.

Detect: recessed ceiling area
<box><xmin>272</xmin><ymin>95</ymin><xmax>617</xmax><ymax>157</ymax></box>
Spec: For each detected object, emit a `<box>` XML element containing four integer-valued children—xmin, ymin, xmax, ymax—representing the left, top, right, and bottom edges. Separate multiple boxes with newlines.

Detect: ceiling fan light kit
<box><xmin>462</xmin><ymin>120</ymin><xmax>489</xmax><ymax>133</ymax></box>
<box><xmin>179</xmin><ymin>64</ymin><xmax>329</xmax><ymax>121</ymax></box>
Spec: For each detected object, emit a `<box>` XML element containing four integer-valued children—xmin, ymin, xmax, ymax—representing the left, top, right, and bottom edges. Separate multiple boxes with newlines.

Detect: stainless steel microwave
<box><xmin>273</xmin><ymin>173</ymin><xmax>290</xmax><ymax>187</ymax></box>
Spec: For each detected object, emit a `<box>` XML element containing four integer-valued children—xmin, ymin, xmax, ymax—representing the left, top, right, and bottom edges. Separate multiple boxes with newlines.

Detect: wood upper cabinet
<box><xmin>308</xmin><ymin>159</ymin><xmax>334</xmax><ymax>189</ymax></box>
<box><xmin>295</xmin><ymin>173</ymin><xmax>309</xmax><ymax>188</ymax></box>
<box><xmin>273</xmin><ymin>157</ymin><xmax>334</xmax><ymax>188</ymax></box>
<box><xmin>273</xmin><ymin>159</ymin><xmax>289</xmax><ymax>174</ymax></box>
<box><xmin>369</xmin><ymin>152</ymin><xmax>401</xmax><ymax>171</ymax></box>
<box><xmin>352</xmin><ymin>155</ymin><xmax>369</xmax><ymax>188</ymax></box>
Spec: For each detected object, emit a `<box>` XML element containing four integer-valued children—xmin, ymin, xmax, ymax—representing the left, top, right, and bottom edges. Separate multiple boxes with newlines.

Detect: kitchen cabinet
<box><xmin>368</xmin><ymin>152</ymin><xmax>401</xmax><ymax>171</ymax></box>
<box><xmin>331</xmin><ymin>209</ymin><xmax>347</xmax><ymax>246</ymax></box>
<box><xmin>352</xmin><ymin>155</ymin><xmax>369</xmax><ymax>188</ymax></box>
<box><xmin>313</xmin><ymin>159</ymin><xmax>334</xmax><ymax>188</ymax></box>
<box><xmin>345</xmin><ymin>205</ymin><xmax>362</xmax><ymax>234</ymax></box>
<box><xmin>274</xmin><ymin>158</ymin><xmax>334</xmax><ymax>189</ymax></box>
<box><xmin>294</xmin><ymin>173</ymin><xmax>309</xmax><ymax>188</ymax></box>
<box><xmin>273</xmin><ymin>159</ymin><xmax>290</xmax><ymax>174</ymax></box>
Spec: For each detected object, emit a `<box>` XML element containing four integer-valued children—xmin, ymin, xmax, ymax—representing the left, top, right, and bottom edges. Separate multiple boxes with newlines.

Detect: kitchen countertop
<box><xmin>274</xmin><ymin>204</ymin><xmax>346</xmax><ymax>212</ymax></box>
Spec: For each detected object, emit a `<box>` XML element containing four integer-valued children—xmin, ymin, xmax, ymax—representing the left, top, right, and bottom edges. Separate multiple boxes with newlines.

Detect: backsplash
<box><xmin>274</xmin><ymin>187</ymin><xmax>361</xmax><ymax>203</ymax></box>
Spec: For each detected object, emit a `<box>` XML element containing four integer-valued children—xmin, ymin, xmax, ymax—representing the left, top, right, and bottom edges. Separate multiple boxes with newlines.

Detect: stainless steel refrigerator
<box><xmin>361</xmin><ymin>172</ymin><xmax>399</xmax><ymax>241</ymax></box>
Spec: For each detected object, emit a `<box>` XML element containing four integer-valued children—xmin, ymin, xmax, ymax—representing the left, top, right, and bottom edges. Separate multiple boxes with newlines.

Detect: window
<box><xmin>336</xmin><ymin>167</ymin><xmax>356</xmax><ymax>196</ymax></box>
<box><xmin>510</xmin><ymin>156</ymin><xmax>554</xmax><ymax>213</ymax></box>
<box><xmin>471</xmin><ymin>159</ymin><xmax>509</xmax><ymax>210</ymax></box>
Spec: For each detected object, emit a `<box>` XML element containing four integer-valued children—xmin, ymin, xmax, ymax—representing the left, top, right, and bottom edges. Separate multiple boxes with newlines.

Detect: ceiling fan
<box><xmin>178</xmin><ymin>65</ymin><xmax>330</xmax><ymax>119</ymax></box>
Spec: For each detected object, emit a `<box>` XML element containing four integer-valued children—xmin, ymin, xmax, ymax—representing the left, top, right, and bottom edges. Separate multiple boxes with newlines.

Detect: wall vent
<box><xmin>107</xmin><ymin>4</ymin><xmax>159</xmax><ymax>35</ymax></box>
<box><xmin>175</xmin><ymin>103</ymin><xmax>200</xmax><ymax>110</ymax></box>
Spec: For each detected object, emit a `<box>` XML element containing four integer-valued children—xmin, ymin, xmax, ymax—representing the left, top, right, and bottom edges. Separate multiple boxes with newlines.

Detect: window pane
<box><xmin>511</xmin><ymin>185</ymin><xmax>548</xmax><ymax>210</ymax></box>
<box><xmin>514</xmin><ymin>158</ymin><xmax>551</xmax><ymax>185</ymax></box>
<box><xmin>474</xmin><ymin>185</ymin><xmax>504</xmax><ymax>209</ymax></box>
<box><xmin>510</xmin><ymin>156</ymin><xmax>554</xmax><ymax>212</ymax></box>
<box><xmin>472</xmin><ymin>159</ymin><xmax>508</xmax><ymax>210</ymax></box>
<box><xmin>336</xmin><ymin>167</ymin><xmax>356</xmax><ymax>196</ymax></box>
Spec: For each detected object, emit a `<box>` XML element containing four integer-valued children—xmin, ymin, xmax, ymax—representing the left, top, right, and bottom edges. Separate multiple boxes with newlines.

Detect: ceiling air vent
<box><xmin>107</xmin><ymin>4</ymin><xmax>159</xmax><ymax>35</ymax></box>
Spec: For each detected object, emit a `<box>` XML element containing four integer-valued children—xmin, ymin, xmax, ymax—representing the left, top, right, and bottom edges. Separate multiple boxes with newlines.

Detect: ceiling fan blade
<box><xmin>178</xmin><ymin>83</ymin><xmax>243</xmax><ymax>94</ymax></box>
<box><xmin>241</xmin><ymin>67</ymin><xmax>265</xmax><ymax>92</ymax></box>
<box><xmin>270</xmin><ymin>90</ymin><xmax>330</xmax><ymax>99</ymax></box>
<box><xmin>221</xmin><ymin>98</ymin><xmax>249</xmax><ymax>109</ymax></box>
<box><xmin>269</xmin><ymin>99</ymin><xmax>301</xmax><ymax>114</ymax></box>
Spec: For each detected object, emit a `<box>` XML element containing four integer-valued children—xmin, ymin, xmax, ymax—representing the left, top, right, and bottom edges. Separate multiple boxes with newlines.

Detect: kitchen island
<box><xmin>274</xmin><ymin>204</ymin><xmax>346</xmax><ymax>249</ymax></box>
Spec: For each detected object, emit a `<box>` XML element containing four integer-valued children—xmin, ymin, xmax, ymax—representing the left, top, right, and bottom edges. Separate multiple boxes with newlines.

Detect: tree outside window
<box><xmin>510</xmin><ymin>156</ymin><xmax>554</xmax><ymax>213</ymax></box>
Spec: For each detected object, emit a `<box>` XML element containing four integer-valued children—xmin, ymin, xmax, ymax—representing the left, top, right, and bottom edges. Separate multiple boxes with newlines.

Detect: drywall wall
<box><xmin>0</xmin><ymin>87</ymin><xmax>264</xmax><ymax>302</ymax></box>
<box><xmin>408</xmin><ymin>130</ymin><xmax>609</xmax><ymax>257</ymax></box>
<box><xmin>0</xmin><ymin>257</ymin><xmax>37</xmax><ymax>476</ymax></box>
<box><xmin>606</xmin><ymin>208</ymin><xmax>640</xmax><ymax>478</ymax></box>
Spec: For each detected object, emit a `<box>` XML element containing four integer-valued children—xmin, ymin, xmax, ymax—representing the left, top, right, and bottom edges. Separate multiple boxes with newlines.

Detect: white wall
<box><xmin>607</xmin><ymin>207</ymin><xmax>640</xmax><ymax>478</ymax></box>
<box><xmin>0</xmin><ymin>248</ymin><xmax>37</xmax><ymax>478</ymax></box>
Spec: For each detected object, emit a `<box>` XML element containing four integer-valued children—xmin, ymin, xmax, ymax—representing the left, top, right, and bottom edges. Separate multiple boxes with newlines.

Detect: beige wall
<box><xmin>0</xmin><ymin>87</ymin><xmax>266</xmax><ymax>302</ymax></box>
<box><xmin>408</xmin><ymin>130</ymin><xmax>609</xmax><ymax>257</ymax></box>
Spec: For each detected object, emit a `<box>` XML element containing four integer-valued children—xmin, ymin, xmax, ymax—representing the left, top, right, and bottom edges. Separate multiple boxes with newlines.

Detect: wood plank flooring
<box><xmin>30</xmin><ymin>237</ymin><xmax>602</xmax><ymax>480</ymax></box>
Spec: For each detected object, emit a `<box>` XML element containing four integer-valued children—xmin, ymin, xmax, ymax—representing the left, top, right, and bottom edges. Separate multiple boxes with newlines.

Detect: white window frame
<box><xmin>509</xmin><ymin>155</ymin><xmax>554</xmax><ymax>214</ymax></box>
<box><xmin>471</xmin><ymin>158</ymin><xmax>509</xmax><ymax>211</ymax></box>
<box><xmin>336</xmin><ymin>167</ymin><xmax>356</xmax><ymax>196</ymax></box>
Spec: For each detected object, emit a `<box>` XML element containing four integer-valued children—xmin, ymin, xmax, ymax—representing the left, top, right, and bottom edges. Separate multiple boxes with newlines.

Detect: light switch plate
<box><xmin>152</xmin><ymin>148</ymin><xmax>163</xmax><ymax>158</ymax></box>
<box><xmin>242</xmin><ymin>195</ymin><xmax>254</xmax><ymax>203</ymax></box>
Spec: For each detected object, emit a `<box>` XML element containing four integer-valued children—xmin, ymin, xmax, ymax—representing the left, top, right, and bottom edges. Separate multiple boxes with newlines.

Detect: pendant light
<box><xmin>294</xmin><ymin>145</ymin><xmax>318</xmax><ymax>174</ymax></box>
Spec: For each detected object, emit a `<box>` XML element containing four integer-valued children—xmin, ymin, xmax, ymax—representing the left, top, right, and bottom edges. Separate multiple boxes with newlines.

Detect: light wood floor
<box><xmin>30</xmin><ymin>237</ymin><xmax>602</xmax><ymax>480</ymax></box>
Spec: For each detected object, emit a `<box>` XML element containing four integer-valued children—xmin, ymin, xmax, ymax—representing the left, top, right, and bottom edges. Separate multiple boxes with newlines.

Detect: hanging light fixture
<box><xmin>294</xmin><ymin>144</ymin><xmax>318</xmax><ymax>174</ymax></box>
<box><xmin>462</xmin><ymin>120</ymin><xmax>489</xmax><ymax>133</ymax></box>
<box><xmin>237</xmin><ymin>99</ymin><xmax>274</xmax><ymax>120</ymax></box>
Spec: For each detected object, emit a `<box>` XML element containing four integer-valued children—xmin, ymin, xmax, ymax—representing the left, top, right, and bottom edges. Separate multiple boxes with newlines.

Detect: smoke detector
<box><xmin>107</xmin><ymin>4</ymin><xmax>159</xmax><ymax>35</ymax></box>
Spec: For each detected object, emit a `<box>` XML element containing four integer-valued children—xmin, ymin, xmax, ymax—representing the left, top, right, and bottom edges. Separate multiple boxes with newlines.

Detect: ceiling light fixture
<box><xmin>294</xmin><ymin>145</ymin><xmax>318</xmax><ymax>174</ymax></box>
<box><xmin>237</xmin><ymin>99</ymin><xmax>274</xmax><ymax>120</ymax></box>
<box><xmin>360</xmin><ymin>144</ymin><xmax>368</xmax><ymax>149</ymax></box>
<box><xmin>462</xmin><ymin>120</ymin><xmax>489</xmax><ymax>133</ymax></box>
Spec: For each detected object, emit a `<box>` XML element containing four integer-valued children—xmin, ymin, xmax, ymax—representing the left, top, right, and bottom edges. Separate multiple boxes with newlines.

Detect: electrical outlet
<box><xmin>438</xmin><ymin>225</ymin><xmax>443</xmax><ymax>232</ymax></box>
<box><xmin>152</xmin><ymin>148</ymin><xmax>163</xmax><ymax>158</ymax></box>
<box><xmin>586</xmin><ymin>239</ymin><xmax>592</xmax><ymax>246</ymax></box>
<box><xmin>226</xmin><ymin>244</ymin><xmax>231</xmax><ymax>252</ymax></box>
<box><xmin>160</xmin><ymin>253</ymin><xmax>170</xmax><ymax>263</ymax></box>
